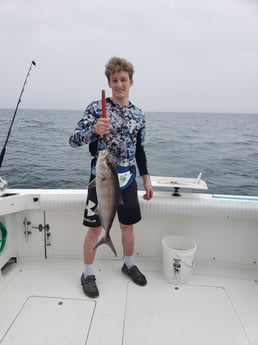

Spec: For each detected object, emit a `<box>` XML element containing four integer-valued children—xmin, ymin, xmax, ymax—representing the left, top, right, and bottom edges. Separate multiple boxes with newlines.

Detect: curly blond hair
<box><xmin>105</xmin><ymin>57</ymin><xmax>134</xmax><ymax>81</ymax></box>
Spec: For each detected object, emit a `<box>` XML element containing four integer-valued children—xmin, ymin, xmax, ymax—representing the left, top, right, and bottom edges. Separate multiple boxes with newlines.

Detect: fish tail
<box><xmin>92</xmin><ymin>235</ymin><xmax>117</xmax><ymax>257</ymax></box>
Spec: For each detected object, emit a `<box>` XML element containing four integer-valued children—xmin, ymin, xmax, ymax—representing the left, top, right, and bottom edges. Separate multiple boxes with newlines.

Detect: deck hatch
<box><xmin>123</xmin><ymin>283</ymin><xmax>250</xmax><ymax>345</ymax></box>
<box><xmin>1</xmin><ymin>296</ymin><xmax>95</xmax><ymax>345</ymax></box>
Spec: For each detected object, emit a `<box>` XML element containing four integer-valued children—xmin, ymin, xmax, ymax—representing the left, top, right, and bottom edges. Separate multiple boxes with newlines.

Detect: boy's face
<box><xmin>108</xmin><ymin>71</ymin><xmax>133</xmax><ymax>103</ymax></box>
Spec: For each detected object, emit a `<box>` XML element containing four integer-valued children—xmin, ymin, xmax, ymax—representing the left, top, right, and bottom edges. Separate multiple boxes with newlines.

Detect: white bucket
<box><xmin>162</xmin><ymin>235</ymin><xmax>197</xmax><ymax>285</ymax></box>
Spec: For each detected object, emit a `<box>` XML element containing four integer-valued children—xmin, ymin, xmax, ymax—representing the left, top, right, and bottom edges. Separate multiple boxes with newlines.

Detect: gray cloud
<box><xmin>0</xmin><ymin>0</ymin><xmax>257</xmax><ymax>112</ymax></box>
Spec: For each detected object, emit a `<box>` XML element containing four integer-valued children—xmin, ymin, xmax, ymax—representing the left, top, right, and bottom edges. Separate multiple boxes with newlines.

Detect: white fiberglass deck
<box><xmin>1</xmin><ymin>188</ymin><xmax>258</xmax><ymax>344</ymax></box>
<box><xmin>0</xmin><ymin>259</ymin><xmax>257</xmax><ymax>345</ymax></box>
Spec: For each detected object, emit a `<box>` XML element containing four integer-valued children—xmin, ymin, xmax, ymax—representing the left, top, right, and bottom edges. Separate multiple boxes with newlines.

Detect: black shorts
<box><xmin>83</xmin><ymin>174</ymin><xmax>141</xmax><ymax>227</ymax></box>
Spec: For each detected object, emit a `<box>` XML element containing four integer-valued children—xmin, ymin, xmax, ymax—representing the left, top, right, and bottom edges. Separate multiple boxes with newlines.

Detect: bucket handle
<box><xmin>174</xmin><ymin>251</ymin><xmax>195</xmax><ymax>269</ymax></box>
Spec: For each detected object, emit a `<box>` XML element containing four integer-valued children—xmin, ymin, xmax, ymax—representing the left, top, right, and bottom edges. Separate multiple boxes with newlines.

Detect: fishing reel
<box><xmin>0</xmin><ymin>177</ymin><xmax>8</xmax><ymax>191</ymax></box>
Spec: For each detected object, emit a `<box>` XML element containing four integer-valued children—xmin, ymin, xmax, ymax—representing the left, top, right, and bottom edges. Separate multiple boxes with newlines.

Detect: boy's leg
<box><xmin>81</xmin><ymin>227</ymin><xmax>102</xmax><ymax>298</ymax></box>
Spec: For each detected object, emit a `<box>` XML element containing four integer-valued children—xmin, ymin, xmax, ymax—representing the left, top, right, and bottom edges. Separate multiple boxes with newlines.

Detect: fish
<box><xmin>90</xmin><ymin>149</ymin><xmax>121</xmax><ymax>256</ymax></box>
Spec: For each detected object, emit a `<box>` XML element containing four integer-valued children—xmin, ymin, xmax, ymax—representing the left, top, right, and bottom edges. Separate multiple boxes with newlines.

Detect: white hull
<box><xmin>0</xmin><ymin>188</ymin><xmax>258</xmax><ymax>344</ymax></box>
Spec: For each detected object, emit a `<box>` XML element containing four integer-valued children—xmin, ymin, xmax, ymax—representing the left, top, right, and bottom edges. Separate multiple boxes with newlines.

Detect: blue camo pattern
<box><xmin>69</xmin><ymin>99</ymin><xmax>146</xmax><ymax>167</ymax></box>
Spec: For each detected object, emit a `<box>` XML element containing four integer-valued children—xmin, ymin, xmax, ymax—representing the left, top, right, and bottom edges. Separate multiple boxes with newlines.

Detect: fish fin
<box><xmin>88</xmin><ymin>178</ymin><xmax>96</xmax><ymax>189</ymax></box>
<box><xmin>92</xmin><ymin>235</ymin><xmax>117</xmax><ymax>257</ymax></box>
<box><xmin>108</xmin><ymin>161</ymin><xmax>117</xmax><ymax>175</ymax></box>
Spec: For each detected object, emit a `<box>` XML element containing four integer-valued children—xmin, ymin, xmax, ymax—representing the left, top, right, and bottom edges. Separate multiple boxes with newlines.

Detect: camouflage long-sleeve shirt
<box><xmin>69</xmin><ymin>98</ymin><xmax>148</xmax><ymax>176</ymax></box>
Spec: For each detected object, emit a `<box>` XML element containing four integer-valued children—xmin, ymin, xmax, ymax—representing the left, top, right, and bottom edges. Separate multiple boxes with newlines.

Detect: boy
<box><xmin>69</xmin><ymin>57</ymin><xmax>153</xmax><ymax>298</ymax></box>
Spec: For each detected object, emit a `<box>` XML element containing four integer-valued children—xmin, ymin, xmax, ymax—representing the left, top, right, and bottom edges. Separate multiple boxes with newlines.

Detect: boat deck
<box><xmin>0</xmin><ymin>259</ymin><xmax>258</xmax><ymax>345</ymax></box>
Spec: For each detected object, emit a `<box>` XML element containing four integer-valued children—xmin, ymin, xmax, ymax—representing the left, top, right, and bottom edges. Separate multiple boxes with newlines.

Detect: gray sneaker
<box><xmin>81</xmin><ymin>274</ymin><xmax>99</xmax><ymax>298</ymax></box>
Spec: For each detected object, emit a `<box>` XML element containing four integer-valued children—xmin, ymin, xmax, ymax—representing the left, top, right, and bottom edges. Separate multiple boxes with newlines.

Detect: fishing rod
<box><xmin>101</xmin><ymin>89</ymin><xmax>107</xmax><ymax>118</ymax></box>
<box><xmin>101</xmin><ymin>89</ymin><xmax>108</xmax><ymax>142</ymax></box>
<box><xmin>0</xmin><ymin>60</ymin><xmax>36</xmax><ymax>169</ymax></box>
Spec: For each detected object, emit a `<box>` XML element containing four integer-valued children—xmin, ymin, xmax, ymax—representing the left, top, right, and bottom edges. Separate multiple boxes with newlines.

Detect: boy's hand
<box><xmin>94</xmin><ymin>118</ymin><xmax>110</xmax><ymax>136</ymax></box>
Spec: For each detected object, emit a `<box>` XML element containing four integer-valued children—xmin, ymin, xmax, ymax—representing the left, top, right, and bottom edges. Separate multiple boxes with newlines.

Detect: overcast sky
<box><xmin>0</xmin><ymin>0</ymin><xmax>257</xmax><ymax>113</ymax></box>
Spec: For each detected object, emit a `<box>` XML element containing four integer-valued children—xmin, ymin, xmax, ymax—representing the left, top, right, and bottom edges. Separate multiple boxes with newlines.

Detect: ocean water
<box><xmin>0</xmin><ymin>108</ymin><xmax>258</xmax><ymax>196</ymax></box>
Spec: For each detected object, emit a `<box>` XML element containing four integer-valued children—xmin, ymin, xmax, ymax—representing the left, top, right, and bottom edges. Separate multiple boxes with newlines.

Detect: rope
<box><xmin>0</xmin><ymin>222</ymin><xmax>7</xmax><ymax>253</ymax></box>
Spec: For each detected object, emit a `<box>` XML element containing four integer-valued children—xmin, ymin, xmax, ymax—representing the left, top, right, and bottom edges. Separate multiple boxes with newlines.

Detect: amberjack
<box><xmin>91</xmin><ymin>149</ymin><xmax>121</xmax><ymax>256</ymax></box>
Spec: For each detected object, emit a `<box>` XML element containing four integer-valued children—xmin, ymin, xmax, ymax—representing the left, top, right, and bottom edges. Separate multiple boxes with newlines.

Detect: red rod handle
<box><xmin>101</xmin><ymin>89</ymin><xmax>107</xmax><ymax>118</ymax></box>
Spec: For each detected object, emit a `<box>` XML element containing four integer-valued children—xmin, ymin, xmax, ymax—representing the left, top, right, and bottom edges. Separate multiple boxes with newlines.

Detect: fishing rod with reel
<box><xmin>0</xmin><ymin>60</ymin><xmax>36</xmax><ymax>191</ymax></box>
